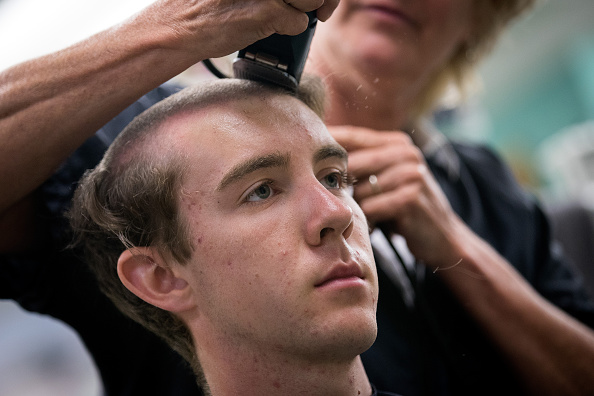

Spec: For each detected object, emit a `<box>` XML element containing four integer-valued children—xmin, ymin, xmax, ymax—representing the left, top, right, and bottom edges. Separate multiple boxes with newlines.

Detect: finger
<box><xmin>315</xmin><ymin>0</ymin><xmax>339</xmax><ymax>21</ymax></box>
<box><xmin>354</xmin><ymin>163</ymin><xmax>425</xmax><ymax>202</ymax></box>
<box><xmin>243</xmin><ymin>0</ymin><xmax>311</xmax><ymax>38</ymax></box>
<box><xmin>359</xmin><ymin>182</ymin><xmax>422</xmax><ymax>229</ymax></box>
<box><xmin>284</xmin><ymin>0</ymin><xmax>325</xmax><ymax>12</ymax></box>
<box><xmin>347</xmin><ymin>143</ymin><xmax>423</xmax><ymax>178</ymax></box>
<box><xmin>270</xmin><ymin>4</ymin><xmax>311</xmax><ymax>36</ymax></box>
<box><xmin>329</xmin><ymin>125</ymin><xmax>411</xmax><ymax>151</ymax></box>
<box><xmin>157</xmin><ymin>0</ymin><xmax>310</xmax><ymax>58</ymax></box>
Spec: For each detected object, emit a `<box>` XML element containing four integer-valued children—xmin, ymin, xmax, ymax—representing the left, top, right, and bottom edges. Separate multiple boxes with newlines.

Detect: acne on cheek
<box><xmin>187</xmin><ymin>206</ymin><xmax>202</xmax><ymax>225</ymax></box>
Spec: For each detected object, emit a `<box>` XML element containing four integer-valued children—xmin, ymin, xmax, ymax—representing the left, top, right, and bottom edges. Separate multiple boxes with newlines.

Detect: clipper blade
<box><xmin>233</xmin><ymin>57</ymin><xmax>298</xmax><ymax>93</ymax></box>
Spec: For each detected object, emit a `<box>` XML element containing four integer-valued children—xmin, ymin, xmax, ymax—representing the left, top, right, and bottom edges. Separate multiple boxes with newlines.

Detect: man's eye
<box><xmin>245</xmin><ymin>182</ymin><xmax>274</xmax><ymax>202</ymax></box>
<box><xmin>321</xmin><ymin>171</ymin><xmax>354</xmax><ymax>190</ymax></box>
<box><xmin>323</xmin><ymin>172</ymin><xmax>341</xmax><ymax>189</ymax></box>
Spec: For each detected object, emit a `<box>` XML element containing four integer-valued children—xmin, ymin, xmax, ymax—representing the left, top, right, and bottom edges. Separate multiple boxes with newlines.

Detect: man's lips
<box><xmin>315</xmin><ymin>263</ymin><xmax>365</xmax><ymax>288</ymax></box>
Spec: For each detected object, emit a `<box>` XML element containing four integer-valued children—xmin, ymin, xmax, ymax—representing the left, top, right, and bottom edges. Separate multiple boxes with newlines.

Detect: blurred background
<box><xmin>439</xmin><ymin>0</ymin><xmax>594</xmax><ymax>206</ymax></box>
<box><xmin>1</xmin><ymin>0</ymin><xmax>594</xmax><ymax>395</ymax></box>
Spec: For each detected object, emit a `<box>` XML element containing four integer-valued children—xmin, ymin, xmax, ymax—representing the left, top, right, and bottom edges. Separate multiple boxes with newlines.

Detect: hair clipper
<box><xmin>231</xmin><ymin>12</ymin><xmax>318</xmax><ymax>92</ymax></box>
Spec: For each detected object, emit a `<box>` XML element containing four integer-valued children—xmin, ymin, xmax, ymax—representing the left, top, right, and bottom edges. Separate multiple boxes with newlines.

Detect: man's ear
<box><xmin>117</xmin><ymin>247</ymin><xmax>194</xmax><ymax>313</ymax></box>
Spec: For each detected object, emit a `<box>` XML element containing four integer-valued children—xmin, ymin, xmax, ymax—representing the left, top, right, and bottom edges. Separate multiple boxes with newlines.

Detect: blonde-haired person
<box><xmin>305</xmin><ymin>0</ymin><xmax>594</xmax><ymax>395</ymax></box>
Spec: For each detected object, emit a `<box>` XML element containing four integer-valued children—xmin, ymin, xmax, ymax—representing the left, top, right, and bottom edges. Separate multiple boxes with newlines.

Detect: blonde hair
<box><xmin>414</xmin><ymin>0</ymin><xmax>536</xmax><ymax>118</ymax></box>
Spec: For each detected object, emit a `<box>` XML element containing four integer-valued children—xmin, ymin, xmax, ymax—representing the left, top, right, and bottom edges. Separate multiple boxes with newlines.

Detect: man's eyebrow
<box><xmin>217</xmin><ymin>152</ymin><xmax>290</xmax><ymax>191</ymax></box>
<box><xmin>313</xmin><ymin>144</ymin><xmax>349</xmax><ymax>164</ymax></box>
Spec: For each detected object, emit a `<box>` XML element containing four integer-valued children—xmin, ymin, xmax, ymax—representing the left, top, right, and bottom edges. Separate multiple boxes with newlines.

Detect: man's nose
<box><xmin>302</xmin><ymin>181</ymin><xmax>354</xmax><ymax>246</ymax></box>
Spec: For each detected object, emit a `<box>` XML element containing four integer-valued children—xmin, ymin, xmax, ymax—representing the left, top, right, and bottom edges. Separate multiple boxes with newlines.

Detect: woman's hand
<box><xmin>329</xmin><ymin>125</ymin><xmax>467</xmax><ymax>266</ymax></box>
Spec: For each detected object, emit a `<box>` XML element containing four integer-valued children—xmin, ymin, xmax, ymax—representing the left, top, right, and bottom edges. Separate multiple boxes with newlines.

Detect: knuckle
<box><xmin>274</xmin><ymin>14</ymin><xmax>308</xmax><ymax>35</ymax></box>
<box><xmin>412</xmin><ymin>147</ymin><xmax>424</xmax><ymax>163</ymax></box>
<box><xmin>314</xmin><ymin>0</ymin><xmax>326</xmax><ymax>9</ymax></box>
<box><xmin>411</xmin><ymin>165</ymin><xmax>427</xmax><ymax>182</ymax></box>
<box><xmin>285</xmin><ymin>0</ymin><xmax>324</xmax><ymax>12</ymax></box>
<box><xmin>304</xmin><ymin>0</ymin><xmax>326</xmax><ymax>11</ymax></box>
<box><xmin>394</xmin><ymin>131</ymin><xmax>413</xmax><ymax>144</ymax></box>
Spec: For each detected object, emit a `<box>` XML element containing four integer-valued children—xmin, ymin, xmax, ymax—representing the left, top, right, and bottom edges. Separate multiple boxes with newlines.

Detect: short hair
<box><xmin>415</xmin><ymin>0</ymin><xmax>536</xmax><ymax>117</ymax></box>
<box><xmin>68</xmin><ymin>77</ymin><xmax>325</xmax><ymax>387</ymax></box>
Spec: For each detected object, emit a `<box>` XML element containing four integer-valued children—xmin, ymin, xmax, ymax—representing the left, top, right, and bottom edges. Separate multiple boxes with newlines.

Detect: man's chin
<box><xmin>314</xmin><ymin>310</ymin><xmax>378</xmax><ymax>360</ymax></box>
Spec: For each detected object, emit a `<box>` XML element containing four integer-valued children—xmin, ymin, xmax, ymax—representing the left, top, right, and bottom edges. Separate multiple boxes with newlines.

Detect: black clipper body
<box><xmin>232</xmin><ymin>12</ymin><xmax>318</xmax><ymax>92</ymax></box>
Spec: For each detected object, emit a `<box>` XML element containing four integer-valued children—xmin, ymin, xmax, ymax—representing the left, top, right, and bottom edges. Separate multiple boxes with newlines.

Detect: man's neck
<box><xmin>199</xmin><ymin>344</ymin><xmax>372</xmax><ymax>396</ymax></box>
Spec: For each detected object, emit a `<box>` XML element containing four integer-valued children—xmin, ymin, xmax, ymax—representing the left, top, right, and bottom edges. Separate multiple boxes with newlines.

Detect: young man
<box><xmin>1</xmin><ymin>2</ymin><xmax>339</xmax><ymax>394</ymax></box>
<box><xmin>68</xmin><ymin>78</ymin><xmax>395</xmax><ymax>396</ymax></box>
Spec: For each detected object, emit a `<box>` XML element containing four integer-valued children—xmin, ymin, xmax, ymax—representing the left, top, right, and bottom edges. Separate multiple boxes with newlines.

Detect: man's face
<box><xmin>169</xmin><ymin>93</ymin><xmax>378</xmax><ymax>362</ymax></box>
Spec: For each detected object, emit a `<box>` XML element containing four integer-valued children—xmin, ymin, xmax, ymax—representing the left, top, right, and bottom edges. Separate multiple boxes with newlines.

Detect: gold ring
<box><xmin>369</xmin><ymin>174</ymin><xmax>382</xmax><ymax>195</ymax></box>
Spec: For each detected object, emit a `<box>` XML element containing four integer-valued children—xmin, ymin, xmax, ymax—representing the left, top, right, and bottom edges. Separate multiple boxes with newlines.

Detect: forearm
<box><xmin>0</xmin><ymin>0</ymin><xmax>326</xmax><ymax>214</ymax></box>
<box><xmin>0</xmin><ymin>14</ymin><xmax>194</xmax><ymax>213</ymax></box>
<box><xmin>434</xmin><ymin>220</ymin><xmax>594</xmax><ymax>396</ymax></box>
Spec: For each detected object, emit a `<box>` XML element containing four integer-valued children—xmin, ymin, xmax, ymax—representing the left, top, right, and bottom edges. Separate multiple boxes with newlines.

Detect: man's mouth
<box><xmin>315</xmin><ymin>263</ymin><xmax>365</xmax><ymax>289</ymax></box>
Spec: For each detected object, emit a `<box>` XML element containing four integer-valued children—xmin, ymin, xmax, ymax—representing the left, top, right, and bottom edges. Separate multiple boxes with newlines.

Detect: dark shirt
<box><xmin>2</xmin><ymin>84</ymin><xmax>593</xmax><ymax>396</ymax></box>
<box><xmin>373</xmin><ymin>383</ymin><xmax>401</xmax><ymax>396</ymax></box>
<box><xmin>361</xmin><ymin>138</ymin><xmax>594</xmax><ymax>396</ymax></box>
